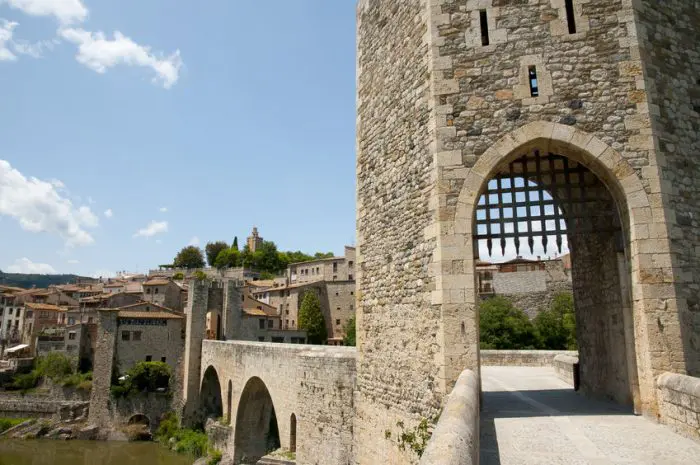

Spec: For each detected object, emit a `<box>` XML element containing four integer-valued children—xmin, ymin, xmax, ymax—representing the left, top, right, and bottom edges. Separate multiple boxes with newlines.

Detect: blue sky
<box><xmin>0</xmin><ymin>0</ymin><xmax>357</xmax><ymax>277</ymax></box>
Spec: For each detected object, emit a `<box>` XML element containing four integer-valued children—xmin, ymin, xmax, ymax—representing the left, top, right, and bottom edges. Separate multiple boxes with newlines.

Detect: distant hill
<box><xmin>0</xmin><ymin>270</ymin><xmax>91</xmax><ymax>289</ymax></box>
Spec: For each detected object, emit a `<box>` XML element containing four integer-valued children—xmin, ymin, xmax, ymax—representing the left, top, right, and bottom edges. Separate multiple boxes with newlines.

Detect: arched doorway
<box><xmin>234</xmin><ymin>377</ymin><xmax>280</xmax><ymax>463</ymax></box>
<box><xmin>200</xmin><ymin>366</ymin><xmax>223</xmax><ymax>421</ymax></box>
<box><xmin>289</xmin><ymin>413</ymin><xmax>297</xmax><ymax>453</ymax></box>
<box><xmin>127</xmin><ymin>414</ymin><xmax>150</xmax><ymax>427</ymax></box>
<box><xmin>471</xmin><ymin>140</ymin><xmax>641</xmax><ymax>408</ymax></box>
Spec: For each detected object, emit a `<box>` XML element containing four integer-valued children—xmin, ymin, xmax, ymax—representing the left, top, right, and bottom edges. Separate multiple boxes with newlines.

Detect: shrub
<box><xmin>173</xmin><ymin>272</ymin><xmax>185</xmax><ymax>280</ymax></box>
<box><xmin>207</xmin><ymin>449</ymin><xmax>223</xmax><ymax>465</ymax></box>
<box><xmin>11</xmin><ymin>371</ymin><xmax>39</xmax><ymax>391</ymax></box>
<box><xmin>343</xmin><ymin>316</ymin><xmax>356</xmax><ymax>347</ymax></box>
<box><xmin>174</xmin><ymin>429</ymin><xmax>209</xmax><ymax>457</ymax></box>
<box><xmin>155</xmin><ymin>412</ymin><xmax>179</xmax><ymax>443</ymax></box>
<box><xmin>112</xmin><ymin>362</ymin><xmax>171</xmax><ymax>398</ymax></box>
<box><xmin>535</xmin><ymin>292</ymin><xmax>577</xmax><ymax>350</ymax></box>
<box><xmin>36</xmin><ymin>353</ymin><xmax>74</xmax><ymax>382</ymax></box>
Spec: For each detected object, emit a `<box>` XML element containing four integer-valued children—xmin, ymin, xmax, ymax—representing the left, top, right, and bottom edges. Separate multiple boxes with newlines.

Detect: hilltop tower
<box><xmin>356</xmin><ymin>0</ymin><xmax>700</xmax><ymax>463</ymax></box>
<box><xmin>246</xmin><ymin>227</ymin><xmax>264</xmax><ymax>253</ymax></box>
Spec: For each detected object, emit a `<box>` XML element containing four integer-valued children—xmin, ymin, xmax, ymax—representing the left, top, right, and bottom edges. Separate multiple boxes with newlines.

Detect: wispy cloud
<box><xmin>159</xmin><ymin>207</ymin><xmax>168</xmax><ymax>213</ymax></box>
<box><xmin>133</xmin><ymin>220</ymin><xmax>168</xmax><ymax>238</ymax></box>
<box><xmin>0</xmin><ymin>159</ymin><xmax>98</xmax><ymax>246</ymax></box>
<box><xmin>59</xmin><ymin>28</ymin><xmax>182</xmax><ymax>89</ymax></box>
<box><xmin>0</xmin><ymin>19</ymin><xmax>17</xmax><ymax>61</ymax></box>
<box><xmin>67</xmin><ymin>259</ymin><xmax>79</xmax><ymax>264</ymax></box>
<box><xmin>104</xmin><ymin>208</ymin><xmax>113</xmax><ymax>218</ymax></box>
<box><xmin>7</xmin><ymin>257</ymin><xmax>56</xmax><ymax>274</ymax></box>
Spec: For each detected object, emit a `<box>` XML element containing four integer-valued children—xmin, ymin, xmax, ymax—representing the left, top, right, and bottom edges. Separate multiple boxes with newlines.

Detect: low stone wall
<box><xmin>553</xmin><ymin>354</ymin><xmax>579</xmax><ymax>387</ymax></box>
<box><xmin>480</xmin><ymin>350</ymin><xmax>578</xmax><ymax>367</ymax></box>
<box><xmin>419</xmin><ymin>369</ymin><xmax>479</xmax><ymax>465</ymax></box>
<box><xmin>0</xmin><ymin>397</ymin><xmax>88</xmax><ymax>419</ymax></box>
<box><xmin>656</xmin><ymin>372</ymin><xmax>700</xmax><ymax>442</ymax></box>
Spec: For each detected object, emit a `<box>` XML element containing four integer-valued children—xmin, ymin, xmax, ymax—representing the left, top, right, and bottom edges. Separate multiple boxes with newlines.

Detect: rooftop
<box><xmin>118</xmin><ymin>310</ymin><xmax>183</xmax><ymax>320</ymax></box>
<box><xmin>25</xmin><ymin>302</ymin><xmax>66</xmax><ymax>312</ymax></box>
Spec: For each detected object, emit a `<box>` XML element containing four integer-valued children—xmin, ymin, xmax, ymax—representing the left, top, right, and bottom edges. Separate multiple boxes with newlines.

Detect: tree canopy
<box><xmin>205</xmin><ymin>241</ymin><xmax>229</xmax><ymax>267</ymax></box>
<box><xmin>173</xmin><ymin>246</ymin><xmax>205</xmax><ymax>269</ymax></box>
<box><xmin>534</xmin><ymin>293</ymin><xmax>577</xmax><ymax>350</ymax></box>
<box><xmin>214</xmin><ymin>247</ymin><xmax>240</xmax><ymax>269</ymax></box>
<box><xmin>479</xmin><ymin>296</ymin><xmax>538</xmax><ymax>350</ymax></box>
<box><xmin>298</xmin><ymin>291</ymin><xmax>327</xmax><ymax>345</ymax></box>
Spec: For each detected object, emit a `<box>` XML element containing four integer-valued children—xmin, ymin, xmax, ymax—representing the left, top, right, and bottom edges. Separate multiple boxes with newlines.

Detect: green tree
<box><xmin>205</xmin><ymin>242</ymin><xmax>229</xmax><ymax>267</ymax></box>
<box><xmin>214</xmin><ymin>248</ymin><xmax>240</xmax><ymax>269</ymax></box>
<box><xmin>173</xmin><ymin>246</ymin><xmax>205</xmax><ymax>269</ymax></box>
<box><xmin>479</xmin><ymin>296</ymin><xmax>538</xmax><ymax>350</ymax></box>
<box><xmin>314</xmin><ymin>252</ymin><xmax>334</xmax><ymax>259</ymax></box>
<box><xmin>298</xmin><ymin>291</ymin><xmax>327</xmax><ymax>345</ymax></box>
<box><xmin>172</xmin><ymin>272</ymin><xmax>185</xmax><ymax>280</ymax></box>
<box><xmin>343</xmin><ymin>316</ymin><xmax>356</xmax><ymax>346</ymax></box>
<box><xmin>535</xmin><ymin>292</ymin><xmax>577</xmax><ymax>350</ymax></box>
<box><xmin>232</xmin><ymin>236</ymin><xmax>239</xmax><ymax>251</ymax></box>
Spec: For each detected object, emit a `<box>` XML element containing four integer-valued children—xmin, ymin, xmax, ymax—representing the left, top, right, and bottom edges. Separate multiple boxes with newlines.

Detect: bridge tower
<box><xmin>356</xmin><ymin>0</ymin><xmax>700</xmax><ymax>463</ymax></box>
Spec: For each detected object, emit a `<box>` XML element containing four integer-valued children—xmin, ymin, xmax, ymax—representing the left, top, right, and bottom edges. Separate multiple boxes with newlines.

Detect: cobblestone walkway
<box><xmin>480</xmin><ymin>366</ymin><xmax>700</xmax><ymax>465</ymax></box>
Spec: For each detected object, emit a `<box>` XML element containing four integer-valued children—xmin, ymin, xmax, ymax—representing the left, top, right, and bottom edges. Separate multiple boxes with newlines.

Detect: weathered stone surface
<box><xmin>657</xmin><ymin>372</ymin><xmax>700</xmax><ymax>442</ymax></box>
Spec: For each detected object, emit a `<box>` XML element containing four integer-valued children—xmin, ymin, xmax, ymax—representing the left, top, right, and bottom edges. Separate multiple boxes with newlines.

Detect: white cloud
<box><xmin>92</xmin><ymin>269</ymin><xmax>116</xmax><ymax>279</ymax></box>
<box><xmin>7</xmin><ymin>257</ymin><xmax>56</xmax><ymax>274</ymax></box>
<box><xmin>134</xmin><ymin>220</ymin><xmax>168</xmax><ymax>238</ymax></box>
<box><xmin>0</xmin><ymin>19</ymin><xmax>17</xmax><ymax>61</ymax></box>
<box><xmin>67</xmin><ymin>259</ymin><xmax>79</xmax><ymax>264</ymax></box>
<box><xmin>159</xmin><ymin>207</ymin><xmax>168</xmax><ymax>213</ymax></box>
<box><xmin>2</xmin><ymin>0</ymin><xmax>88</xmax><ymax>25</ymax></box>
<box><xmin>188</xmin><ymin>236</ymin><xmax>200</xmax><ymax>246</ymax></box>
<box><xmin>0</xmin><ymin>159</ymin><xmax>98</xmax><ymax>246</ymax></box>
<box><xmin>59</xmin><ymin>28</ymin><xmax>182</xmax><ymax>89</ymax></box>
<box><xmin>104</xmin><ymin>208</ymin><xmax>113</xmax><ymax>218</ymax></box>
<box><xmin>12</xmin><ymin>37</ymin><xmax>58</xmax><ymax>58</ymax></box>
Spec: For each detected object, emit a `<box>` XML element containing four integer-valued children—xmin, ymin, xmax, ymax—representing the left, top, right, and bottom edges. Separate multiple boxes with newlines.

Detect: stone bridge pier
<box><xmin>192</xmin><ymin>340</ymin><xmax>356</xmax><ymax>465</ymax></box>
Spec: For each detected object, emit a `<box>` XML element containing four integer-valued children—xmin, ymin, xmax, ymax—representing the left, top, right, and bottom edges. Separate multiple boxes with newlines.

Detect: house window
<box><xmin>26</xmin><ymin>310</ymin><xmax>33</xmax><ymax>318</ymax></box>
<box><xmin>528</xmin><ymin>66</ymin><xmax>539</xmax><ymax>97</ymax></box>
<box><xmin>350</xmin><ymin>291</ymin><xmax>354</xmax><ymax>295</ymax></box>
<box><xmin>161</xmin><ymin>357</ymin><xmax>166</xmax><ymax>363</ymax></box>
<box><xmin>333</xmin><ymin>262</ymin><xmax>338</xmax><ymax>272</ymax></box>
<box><xmin>133</xmin><ymin>331</ymin><xmax>142</xmax><ymax>341</ymax></box>
<box><xmin>285</xmin><ymin>309</ymin><xmax>289</xmax><ymax>315</ymax></box>
<box><xmin>122</xmin><ymin>331</ymin><xmax>130</xmax><ymax>341</ymax></box>
<box><xmin>267</xmin><ymin>319</ymin><xmax>273</xmax><ymax>329</ymax></box>
<box><xmin>286</xmin><ymin>319</ymin><xmax>289</xmax><ymax>327</ymax></box>
<box><xmin>348</xmin><ymin>261</ymin><xmax>353</xmax><ymax>267</ymax></box>
<box><xmin>292</xmin><ymin>320</ymin><xmax>295</xmax><ymax>327</ymax></box>
<box><xmin>565</xmin><ymin>0</ymin><xmax>576</xmax><ymax>34</ymax></box>
<box><xmin>259</xmin><ymin>319</ymin><xmax>265</xmax><ymax>329</ymax></box>
<box><xmin>146</xmin><ymin>288</ymin><xmax>151</xmax><ymax>294</ymax></box>
<box><xmin>336</xmin><ymin>319</ymin><xmax>341</xmax><ymax>325</ymax></box>
<box><xmin>68</xmin><ymin>332</ymin><xmax>76</xmax><ymax>340</ymax></box>
<box><xmin>258</xmin><ymin>336</ymin><xmax>265</xmax><ymax>342</ymax></box>
<box><xmin>480</xmin><ymin>10</ymin><xmax>489</xmax><ymax>46</ymax></box>
<box><xmin>8</xmin><ymin>309</ymin><xmax>12</xmax><ymax>316</ymax></box>
<box><xmin>146</xmin><ymin>355</ymin><xmax>152</xmax><ymax>362</ymax></box>
<box><xmin>154</xmin><ymin>288</ymin><xmax>159</xmax><ymax>294</ymax></box>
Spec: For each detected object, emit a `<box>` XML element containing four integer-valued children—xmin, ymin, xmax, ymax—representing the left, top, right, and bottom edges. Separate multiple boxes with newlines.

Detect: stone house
<box><xmin>78</xmin><ymin>292</ymin><xmax>142</xmax><ymax>311</ymax></box>
<box><xmin>142</xmin><ymin>278</ymin><xmax>184</xmax><ymax>311</ymax></box>
<box><xmin>0</xmin><ymin>287</ymin><xmax>27</xmax><ymax>343</ymax></box>
<box><xmin>288</xmin><ymin>246</ymin><xmax>356</xmax><ymax>285</ymax></box>
<box><xmin>22</xmin><ymin>302</ymin><xmax>68</xmax><ymax>353</ymax></box>
<box><xmin>112</xmin><ymin>307</ymin><xmax>184</xmax><ymax>374</ymax></box>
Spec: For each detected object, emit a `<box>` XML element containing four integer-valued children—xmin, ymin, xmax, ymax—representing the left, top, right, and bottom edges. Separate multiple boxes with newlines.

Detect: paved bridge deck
<box><xmin>480</xmin><ymin>367</ymin><xmax>700</xmax><ymax>465</ymax></box>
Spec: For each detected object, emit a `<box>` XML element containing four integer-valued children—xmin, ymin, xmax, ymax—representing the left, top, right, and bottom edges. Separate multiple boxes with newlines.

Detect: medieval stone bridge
<box><xmin>196</xmin><ymin>340</ymin><xmax>355</xmax><ymax>464</ymax></box>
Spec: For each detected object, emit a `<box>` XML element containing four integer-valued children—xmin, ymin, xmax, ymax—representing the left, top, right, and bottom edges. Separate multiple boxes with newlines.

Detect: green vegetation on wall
<box><xmin>343</xmin><ymin>316</ymin><xmax>356</xmax><ymax>346</ymax></box>
<box><xmin>111</xmin><ymin>361</ymin><xmax>171</xmax><ymax>398</ymax></box>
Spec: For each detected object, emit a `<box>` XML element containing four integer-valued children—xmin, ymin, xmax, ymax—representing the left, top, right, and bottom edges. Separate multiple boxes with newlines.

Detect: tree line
<box><xmin>170</xmin><ymin>236</ymin><xmax>335</xmax><ymax>277</ymax></box>
<box><xmin>479</xmin><ymin>293</ymin><xmax>577</xmax><ymax>351</ymax></box>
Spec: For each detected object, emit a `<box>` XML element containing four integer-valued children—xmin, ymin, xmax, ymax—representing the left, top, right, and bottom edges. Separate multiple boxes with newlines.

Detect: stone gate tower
<box><xmin>356</xmin><ymin>0</ymin><xmax>700</xmax><ymax>463</ymax></box>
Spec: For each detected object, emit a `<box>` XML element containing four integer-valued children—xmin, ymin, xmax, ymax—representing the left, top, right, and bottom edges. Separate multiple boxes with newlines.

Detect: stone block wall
<box><xmin>89</xmin><ymin>310</ymin><xmax>117</xmax><ymax>428</ymax></box>
<box><xmin>554</xmin><ymin>354</ymin><xmax>579</xmax><ymax>387</ymax></box>
<box><xmin>481</xmin><ymin>350</ymin><xmax>577</xmax><ymax>367</ymax></box>
<box><xmin>355</xmin><ymin>0</ymin><xmax>443</xmax><ymax>462</ymax></box>
<box><xmin>656</xmin><ymin>372</ymin><xmax>700</xmax><ymax>442</ymax></box>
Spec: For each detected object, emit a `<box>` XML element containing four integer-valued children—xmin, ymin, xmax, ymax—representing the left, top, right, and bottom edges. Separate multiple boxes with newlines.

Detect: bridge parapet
<box><xmin>481</xmin><ymin>350</ymin><xmax>578</xmax><ymax>367</ymax></box>
<box><xmin>657</xmin><ymin>372</ymin><xmax>700</xmax><ymax>442</ymax></box>
<box><xmin>419</xmin><ymin>369</ymin><xmax>479</xmax><ymax>465</ymax></box>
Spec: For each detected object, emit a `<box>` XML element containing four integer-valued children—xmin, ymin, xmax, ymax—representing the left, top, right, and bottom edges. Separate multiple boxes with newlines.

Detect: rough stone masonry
<box><xmin>356</xmin><ymin>0</ymin><xmax>700</xmax><ymax>463</ymax></box>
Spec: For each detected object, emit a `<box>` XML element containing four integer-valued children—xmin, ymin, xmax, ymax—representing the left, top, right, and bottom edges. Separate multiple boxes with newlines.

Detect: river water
<box><xmin>0</xmin><ymin>440</ymin><xmax>193</xmax><ymax>465</ymax></box>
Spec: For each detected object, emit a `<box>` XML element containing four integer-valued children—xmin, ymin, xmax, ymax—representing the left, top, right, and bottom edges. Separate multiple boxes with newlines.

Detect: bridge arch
<box><xmin>443</xmin><ymin>122</ymin><xmax>676</xmax><ymax>415</ymax></box>
<box><xmin>127</xmin><ymin>414</ymin><xmax>150</xmax><ymax>427</ymax></box>
<box><xmin>201</xmin><ymin>365</ymin><xmax>223</xmax><ymax>421</ymax></box>
<box><xmin>234</xmin><ymin>376</ymin><xmax>281</xmax><ymax>464</ymax></box>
